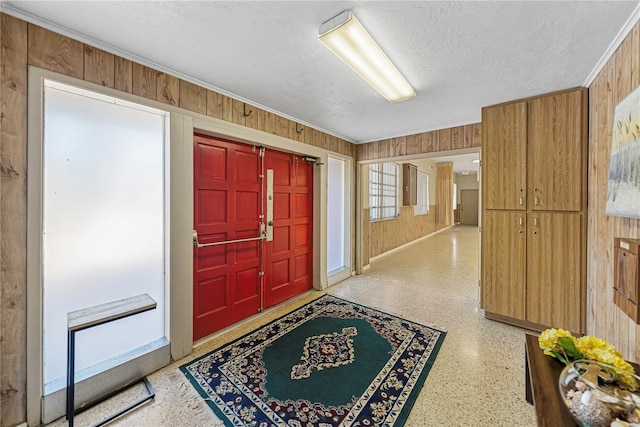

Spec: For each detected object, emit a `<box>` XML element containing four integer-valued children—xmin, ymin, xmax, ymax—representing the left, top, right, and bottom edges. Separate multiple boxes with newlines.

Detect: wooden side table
<box><xmin>524</xmin><ymin>334</ymin><xmax>640</xmax><ymax>427</ymax></box>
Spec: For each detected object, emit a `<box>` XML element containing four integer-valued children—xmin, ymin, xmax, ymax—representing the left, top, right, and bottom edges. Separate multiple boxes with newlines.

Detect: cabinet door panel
<box><xmin>481</xmin><ymin>211</ymin><xmax>526</xmax><ymax>319</ymax></box>
<box><xmin>528</xmin><ymin>90</ymin><xmax>585</xmax><ymax>211</ymax></box>
<box><xmin>526</xmin><ymin>212</ymin><xmax>583</xmax><ymax>332</ymax></box>
<box><xmin>482</xmin><ymin>102</ymin><xmax>527</xmax><ymax>210</ymax></box>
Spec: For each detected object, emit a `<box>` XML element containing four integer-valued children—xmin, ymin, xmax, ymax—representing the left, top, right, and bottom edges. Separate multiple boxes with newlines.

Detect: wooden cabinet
<box><xmin>526</xmin><ymin>212</ymin><xmax>583</xmax><ymax>332</ymax></box>
<box><xmin>528</xmin><ymin>90</ymin><xmax>586</xmax><ymax>212</ymax></box>
<box><xmin>481</xmin><ymin>210</ymin><xmax>526</xmax><ymax>319</ymax></box>
<box><xmin>482</xmin><ymin>101</ymin><xmax>527</xmax><ymax>210</ymax></box>
<box><xmin>481</xmin><ymin>88</ymin><xmax>587</xmax><ymax>334</ymax></box>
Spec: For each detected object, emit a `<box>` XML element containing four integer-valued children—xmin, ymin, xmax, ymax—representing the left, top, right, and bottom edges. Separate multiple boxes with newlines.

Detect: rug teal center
<box><xmin>291</xmin><ymin>326</ymin><xmax>358</xmax><ymax>380</ymax></box>
<box><xmin>261</xmin><ymin>317</ymin><xmax>393</xmax><ymax>408</ymax></box>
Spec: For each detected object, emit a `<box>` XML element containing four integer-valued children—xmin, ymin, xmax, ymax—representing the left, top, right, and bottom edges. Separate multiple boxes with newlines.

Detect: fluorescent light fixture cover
<box><xmin>319</xmin><ymin>10</ymin><xmax>416</xmax><ymax>103</ymax></box>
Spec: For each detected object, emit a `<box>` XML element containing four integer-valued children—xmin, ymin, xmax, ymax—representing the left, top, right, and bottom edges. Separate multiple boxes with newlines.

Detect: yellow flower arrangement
<box><xmin>538</xmin><ymin>328</ymin><xmax>638</xmax><ymax>391</ymax></box>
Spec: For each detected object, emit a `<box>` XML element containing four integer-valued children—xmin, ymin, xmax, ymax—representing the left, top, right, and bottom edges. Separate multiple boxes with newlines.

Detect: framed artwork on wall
<box><xmin>605</xmin><ymin>83</ymin><xmax>640</xmax><ymax>219</ymax></box>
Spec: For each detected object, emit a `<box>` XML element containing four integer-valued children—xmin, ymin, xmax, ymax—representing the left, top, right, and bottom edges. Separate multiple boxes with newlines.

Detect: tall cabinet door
<box><xmin>482</xmin><ymin>101</ymin><xmax>528</xmax><ymax>210</ymax></box>
<box><xmin>528</xmin><ymin>90</ymin><xmax>586</xmax><ymax>211</ymax></box>
<box><xmin>526</xmin><ymin>212</ymin><xmax>583</xmax><ymax>332</ymax></box>
<box><xmin>481</xmin><ymin>210</ymin><xmax>527</xmax><ymax>319</ymax></box>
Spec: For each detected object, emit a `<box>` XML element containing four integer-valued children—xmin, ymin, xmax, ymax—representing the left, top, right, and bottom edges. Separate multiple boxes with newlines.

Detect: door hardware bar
<box><xmin>192</xmin><ymin>230</ymin><xmax>266</xmax><ymax>248</ymax></box>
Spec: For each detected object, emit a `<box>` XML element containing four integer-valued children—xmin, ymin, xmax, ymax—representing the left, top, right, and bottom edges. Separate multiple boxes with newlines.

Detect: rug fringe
<box><xmin>170</xmin><ymin>370</ymin><xmax>225</xmax><ymax>427</ymax></box>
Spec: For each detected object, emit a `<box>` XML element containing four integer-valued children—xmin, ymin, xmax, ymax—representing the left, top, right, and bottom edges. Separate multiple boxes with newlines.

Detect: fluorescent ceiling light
<box><xmin>319</xmin><ymin>10</ymin><xmax>416</xmax><ymax>103</ymax></box>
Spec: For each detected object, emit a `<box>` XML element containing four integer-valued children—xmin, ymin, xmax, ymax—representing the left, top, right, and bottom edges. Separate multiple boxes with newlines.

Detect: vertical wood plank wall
<box><xmin>368</xmin><ymin>205</ymin><xmax>439</xmax><ymax>258</ymax></box>
<box><xmin>356</xmin><ymin>122</ymin><xmax>481</xmax><ymax>161</ymax></box>
<box><xmin>0</xmin><ymin>13</ymin><xmax>356</xmax><ymax>425</ymax></box>
<box><xmin>587</xmin><ymin>19</ymin><xmax>640</xmax><ymax>363</ymax></box>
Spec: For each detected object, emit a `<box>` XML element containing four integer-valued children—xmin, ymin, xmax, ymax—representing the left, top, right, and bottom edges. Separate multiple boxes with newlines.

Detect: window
<box><xmin>414</xmin><ymin>171</ymin><xmax>430</xmax><ymax>215</ymax></box>
<box><xmin>41</xmin><ymin>80</ymin><xmax>168</xmax><ymax>393</ymax></box>
<box><xmin>327</xmin><ymin>156</ymin><xmax>351</xmax><ymax>281</ymax></box>
<box><xmin>369</xmin><ymin>162</ymin><xmax>398</xmax><ymax>221</ymax></box>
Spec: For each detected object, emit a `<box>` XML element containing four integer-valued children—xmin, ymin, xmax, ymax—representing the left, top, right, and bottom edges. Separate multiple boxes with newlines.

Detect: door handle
<box><xmin>192</xmin><ymin>229</ymin><xmax>266</xmax><ymax>248</ymax></box>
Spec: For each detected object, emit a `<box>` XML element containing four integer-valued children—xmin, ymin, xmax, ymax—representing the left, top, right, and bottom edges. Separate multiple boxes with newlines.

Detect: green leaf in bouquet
<box><xmin>557</xmin><ymin>336</ymin><xmax>583</xmax><ymax>360</ymax></box>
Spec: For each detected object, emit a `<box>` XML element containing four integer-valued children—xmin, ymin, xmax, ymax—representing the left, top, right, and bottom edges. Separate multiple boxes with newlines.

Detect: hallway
<box><xmin>51</xmin><ymin>225</ymin><xmax>537</xmax><ymax>427</ymax></box>
<box><xmin>331</xmin><ymin>224</ymin><xmax>536</xmax><ymax>425</ymax></box>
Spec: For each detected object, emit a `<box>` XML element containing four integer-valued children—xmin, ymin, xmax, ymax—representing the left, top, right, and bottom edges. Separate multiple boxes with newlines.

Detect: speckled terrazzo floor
<box><xmin>48</xmin><ymin>224</ymin><xmax>537</xmax><ymax>427</ymax></box>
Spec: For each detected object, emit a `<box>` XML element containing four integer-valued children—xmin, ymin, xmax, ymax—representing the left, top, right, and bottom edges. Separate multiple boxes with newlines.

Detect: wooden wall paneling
<box><xmin>472</xmin><ymin>123</ymin><xmax>482</xmax><ymax>147</ymax></box>
<box><xmin>303</xmin><ymin>125</ymin><xmax>314</xmax><ymax>146</ymax></box>
<box><xmin>289</xmin><ymin>121</ymin><xmax>304</xmax><ymax>143</ymax></box>
<box><xmin>179</xmin><ymin>80</ymin><xmax>206</xmax><ymax>115</ymax></box>
<box><xmin>132</xmin><ymin>63</ymin><xmax>157</xmax><ymax>100</ymax></box>
<box><xmin>311</xmin><ymin>128</ymin><xmax>324</xmax><ymax>148</ymax></box>
<box><xmin>230</xmin><ymin>99</ymin><xmax>246</xmax><ymax>126</ymax></box>
<box><xmin>406</xmin><ymin>134</ymin><xmax>422</xmax><ymax>155</ymax></box>
<box><xmin>376</xmin><ymin>139</ymin><xmax>390</xmax><ymax>158</ymax></box>
<box><xmin>275</xmin><ymin>116</ymin><xmax>289</xmax><ymax>138</ymax></box>
<box><xmin>587</xmin><ymin>73</ymin><xmax>600</xmax><ymax>337</ymax></box>
<box><xmin>260</xmin><ymin>110</ymin><xmax>277</xmax><ymax>134</ymax></box>
<box><xmin>362</xmin><ymin>208</ymin><xmax>370</xmax><ymax>266</ymax></box>
<box><xmin>390</xmin><ymin>136</ymin><xmax>406</xmax><ymax>157</ymax></box>
<box><xmin>463</xmin><ymin>125</ymin><xmax>474</xmax><ymax>148</ymax></box>
<box><xmin>438</xmin><ymin>128</ymin><xmax>452</xmax><ymax>151</ymax></box>
<box><xmin>206</xmin><ymin>90</ymin><xmax>223</xmax><ymax>119</ymax></box>
<box><xmin>356</xmin><ymin>144</ymin><xmax>366</xmax><ymax>161</ymax></box>
<box><xmin>619</xmin><ymin>34</ymin><xmax>632</xmax><ymax>99</ymax></box>
<box><xmin>156</xmin><ymin>72</ymin><xmax>179</xmax><ymax>106</ymax></box>
<box><xmin>452</xmin><ymin>127</ymin><xmax>464</xmax><ymax>149</ymax></box>
<box><xmin>369</xmin><ymin>220</ymin><xmax>382</xmax><ymax>258</ymax></box>
<box><xmin>28</xmin><ymin>23</ymin><xmax>83</xmax><ymax>79</ymax></box>
<box><xmin>360</xmin><ymin>142</ymin><xmax>375</xmax><ymax>161</ymax></box>
<box><xmin>83</xmin><ymin>46</ymin><xmax>114</xmax><ymax>88</ymax></box>
<box><xmin>423</xmin><ymin>131</ymin><xmax>438</xmax><ymax>152</ymax></box>
<box><xmin>114</xmin><ymin>57</ymin><xmax>133</xmax><ymax>93</ymax></box>
<box><xmin>245</xmin><ymin>105</ymin><xmax>259</xmax><ymax>130</ymax></box>
<box><xmin>327</xmin><ymin>135</ymin><xmax>339</xmax><ymax>152</ymax></box>
<box><xmin>1</xmin><ymin>13</ymin><xmax>28</xmax><ymax>426</ymax></box>
<box><xmin>337</xmin><ymin>139</ymin><xmax>348</xmax><ymax>156</ymax></box>
<box><xmin>221</xmin><ymin>95</ymin><xmax>233</xmax><ymax>123</ymax></box>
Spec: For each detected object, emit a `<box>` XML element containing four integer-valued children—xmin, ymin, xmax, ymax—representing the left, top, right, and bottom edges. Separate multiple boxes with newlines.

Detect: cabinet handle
<box><xmin>519</xmin><ymin>217</ymin><xmax>523</xmax><ymax>226</ymax></box>
<box><xmin>534</xmin><ymin>196</ymin><xmax>539</xmax><ymax>206</ymax></box>
<box><xmin>519</xmin><ymin>197</ymin><xmax>524</xmax><ymax>206</ymax></box>
<box><xmin>534</xmin><ymin>218</ymin><xmax>538</xmax><ymax>226</ymax></box>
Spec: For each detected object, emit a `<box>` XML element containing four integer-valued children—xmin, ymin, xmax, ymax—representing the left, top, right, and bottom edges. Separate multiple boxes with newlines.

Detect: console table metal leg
<box><xmin>67</xmin><ymin>329</ymin><xmax>76</xmax><ymax>427</ymax></box>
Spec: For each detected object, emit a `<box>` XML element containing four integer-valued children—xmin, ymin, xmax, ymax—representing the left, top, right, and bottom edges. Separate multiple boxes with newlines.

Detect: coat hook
<box><xmin>243</xmin><ymin>103</ymin><xmax>252</xmax><ymax>117</ymax></box>
<box><xmin>296</xmin><ymin>123</ymin><xmax>304</xmax><ymax>134</ymax></box>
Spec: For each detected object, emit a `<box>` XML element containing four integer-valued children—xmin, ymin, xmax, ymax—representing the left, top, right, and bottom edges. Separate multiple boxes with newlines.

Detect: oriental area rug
<box><xmin>180</xmin><ymin>295</ymin><xmax>446</xmax><ymax>426</ymax></box>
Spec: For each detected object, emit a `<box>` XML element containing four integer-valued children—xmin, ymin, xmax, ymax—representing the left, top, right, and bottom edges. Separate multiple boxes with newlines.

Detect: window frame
<box><xmin>369</xmin><ymin>162</ymin><xmax>399</xmax><ymax>221</ymax></box>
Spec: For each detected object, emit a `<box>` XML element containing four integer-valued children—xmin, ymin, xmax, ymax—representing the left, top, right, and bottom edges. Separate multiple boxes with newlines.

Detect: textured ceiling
<box><xmin>3</xmin><ymin>1</ymin><xmax>638</xmax><ymax>143</ymax></box>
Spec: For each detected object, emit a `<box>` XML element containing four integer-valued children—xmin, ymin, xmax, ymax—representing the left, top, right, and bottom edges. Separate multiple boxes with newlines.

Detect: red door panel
<box><xmin>265</xmin><ymin>152</ymin><xmax>313</xmax><ymax>307</ymax></box>
<box><xmin>193</xmin><ymin>134</ymin><xmax>262</xmax><ymax>340</ymax></box>
<box><xmin>194</xmin><ymin>135</ymin><xmax>314</xmax><ymax>339</ymax></box>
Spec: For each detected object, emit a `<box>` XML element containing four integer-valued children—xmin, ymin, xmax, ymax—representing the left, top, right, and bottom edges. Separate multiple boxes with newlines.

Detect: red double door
<box><xmin>193</xmin><ymin>134</ymin><xmax>313</xmax><ymax>340</ymax></box>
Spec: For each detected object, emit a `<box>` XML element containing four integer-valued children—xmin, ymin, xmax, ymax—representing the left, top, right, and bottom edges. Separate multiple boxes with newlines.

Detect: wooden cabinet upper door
<box><xmin>526</xmin><ymin>212</ymin><xmax>583</xmax><ymax>333</ymax></box>
<box><xmin>528</xmin><ymin>89</ymin><xmax>586</xmax><ymax>211</ymax></box>
<box><xmin>481</xmin><ymin>210</ymin><xmax>526</xmax><ymax>319</ymax></box>
<box><xmin>482</xmin><ymin>101</ymin><xmax>527</xmax><ymax>210</ymax></box>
